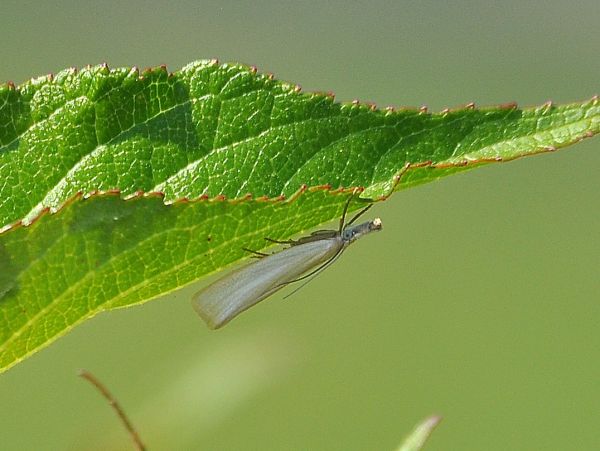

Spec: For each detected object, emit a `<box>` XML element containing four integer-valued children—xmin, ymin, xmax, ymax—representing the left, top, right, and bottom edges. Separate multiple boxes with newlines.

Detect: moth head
<box><xmin>342</xmin><ymin>218</ymin><xmax>383</xmax><ymax>243</ymax></box>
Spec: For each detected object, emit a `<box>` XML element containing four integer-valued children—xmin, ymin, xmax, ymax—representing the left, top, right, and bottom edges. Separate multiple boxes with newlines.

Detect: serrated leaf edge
<box><xmin>0</xmin><ymin>183</ymin><xmax>367</xmax><ymax>235</ymax></box>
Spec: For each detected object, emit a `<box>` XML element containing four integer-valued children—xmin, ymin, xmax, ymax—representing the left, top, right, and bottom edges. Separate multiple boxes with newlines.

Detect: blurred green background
<box><xmin>1</xmin><ymin>1</ymin><xmax>599</xmax><ymax>449</ymax></box>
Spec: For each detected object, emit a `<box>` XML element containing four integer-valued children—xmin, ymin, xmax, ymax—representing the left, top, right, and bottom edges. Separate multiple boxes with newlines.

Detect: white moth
<box><xmin>192</xmin><ymin>200</ymin><xmax>382</xmax><ymax>329</ymax></box>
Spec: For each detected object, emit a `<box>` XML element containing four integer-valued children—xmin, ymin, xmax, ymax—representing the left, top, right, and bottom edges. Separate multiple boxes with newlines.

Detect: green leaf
<box><xmin>0</xmin><ymin>60</ymin><xmax>598</xmax><ymax>372</ymax></box>
<box><xmin>0</xmin><ymin>190</ymin><xmax>360</xmax><ymax>371</ymax></box>
<box><xmin>396</xmin><ymin>416</ymin><xmax>442</xmax><ymax>451</ymax></box>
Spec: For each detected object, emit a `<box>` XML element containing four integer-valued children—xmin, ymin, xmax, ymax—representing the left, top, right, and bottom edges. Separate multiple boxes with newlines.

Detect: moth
<box><xmin>192</xmin><ymin>197</ymin><xmax>382</xmax><ymax>328</ymax></box>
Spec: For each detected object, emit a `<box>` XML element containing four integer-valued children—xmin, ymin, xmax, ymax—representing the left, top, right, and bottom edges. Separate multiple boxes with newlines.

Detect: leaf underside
<box><xmin>0</xmin><ymin>60</ymin><xmax>598</xmax><ymax>372</ymax></box>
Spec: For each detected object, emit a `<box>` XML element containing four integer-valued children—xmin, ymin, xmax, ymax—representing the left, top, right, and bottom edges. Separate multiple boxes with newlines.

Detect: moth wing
<box><xmin>193</xmin><ymin>238</ymin><xmax>342</xmax><ymax>329</ymax></box>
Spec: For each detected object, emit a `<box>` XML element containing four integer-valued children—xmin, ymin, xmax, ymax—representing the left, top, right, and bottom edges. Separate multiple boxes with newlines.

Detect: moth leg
<box><xmin>242</xmin><ymin>247</ymin><xmax>270</xmax><ymax>259</ymax></box>
<box><xmin>310</xmin><ymin>229</ymin><xmax>337</xmax><ymax>236</ymax></box>
<box><xmin>264</xmin><ymin>237</ymin><xmax>298</xmax><ymax>245</ymax></box>
<box><xmin>338</xmin><ymin>194</ymin><xmax>354</xmax><ymax>232</ymax></box>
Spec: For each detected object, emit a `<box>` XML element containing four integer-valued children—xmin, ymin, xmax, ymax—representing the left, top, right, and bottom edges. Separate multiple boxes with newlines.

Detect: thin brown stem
<box><xmin>78</xmin><ymin>369</ymin><xmax>146</xmax><ymax>451</ymax></box>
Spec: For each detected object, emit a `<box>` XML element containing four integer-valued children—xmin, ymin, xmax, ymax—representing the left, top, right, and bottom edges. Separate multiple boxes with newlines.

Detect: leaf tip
<box><xmin>425</xmin><ymin>414</ymin><xmax>443</xmax><ymax>426</ymax></box>
<box><xmin>397</xmin><ymin>414</ymin><xmax>443</xmax><ymax>451</ymax></box>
